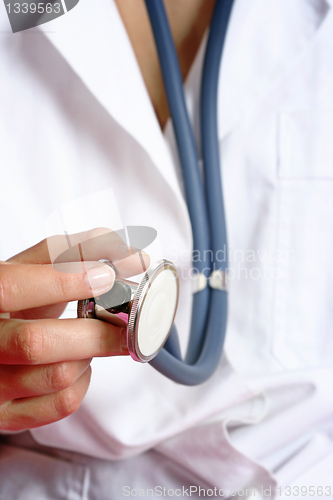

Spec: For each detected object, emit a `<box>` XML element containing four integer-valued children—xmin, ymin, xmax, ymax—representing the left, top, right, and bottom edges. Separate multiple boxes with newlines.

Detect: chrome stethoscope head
<box><xmin>78</xmin><ymin>260</ymin><xmax>179</xmax><ymax>363</ymax></box>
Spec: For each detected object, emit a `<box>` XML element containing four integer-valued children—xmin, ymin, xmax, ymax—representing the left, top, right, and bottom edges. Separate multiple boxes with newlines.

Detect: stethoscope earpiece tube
<box><xmin>144</xmin><ymin>0</ymin><xmax>212</xmax><ymax>368</ymax></box>
<box><xmin>145</xmin><ymin>0</ymin><xmax>234</xmax><ymax>384</ymax></box>
<box><xmin>201</xmin><ymin>0</ymin><xmax>234</xmax><ymax>268</ymax></box>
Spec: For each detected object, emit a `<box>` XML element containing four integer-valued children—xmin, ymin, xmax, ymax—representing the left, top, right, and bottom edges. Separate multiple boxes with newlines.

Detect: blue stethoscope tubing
<box><xmin>146</xmin><ymin>0</ymin><xmax>235</xmax><ymax>385</ymax></box>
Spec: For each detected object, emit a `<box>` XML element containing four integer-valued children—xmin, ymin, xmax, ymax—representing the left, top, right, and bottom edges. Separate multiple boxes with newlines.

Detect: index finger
<box><xmin>0</xmin><ymin>317</ymin><xmax>128</xmax><ymax>365</ymax></box>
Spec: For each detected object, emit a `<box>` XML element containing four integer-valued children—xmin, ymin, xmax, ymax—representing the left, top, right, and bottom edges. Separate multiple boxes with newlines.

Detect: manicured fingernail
<box><xmin>85</xmin><ymin>265</ymin><xmax>115</xmax><ymax>296</ymax></box>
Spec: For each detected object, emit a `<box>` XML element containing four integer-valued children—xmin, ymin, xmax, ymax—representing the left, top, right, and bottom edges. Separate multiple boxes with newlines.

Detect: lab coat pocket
<box><xmin>0</xmin><ymin>443</ymin><xmax>89</xmax><ymax>500</ymax></box>
<box><xmin>279</xmin><ymin>111</ymin><xmax>333</xmax><ymax>179</ymax></box>
<box><xmin>272</xmin><ymin>110</ymin><xmax>333</xmax><ymax>370</ymax></box>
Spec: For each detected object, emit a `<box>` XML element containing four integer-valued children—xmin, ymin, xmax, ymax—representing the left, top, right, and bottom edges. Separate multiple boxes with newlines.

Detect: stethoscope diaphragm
<box><xmin>77</xmin><ymin>260</ymin><xmax>179</xmax><ymax>362</ymax></box>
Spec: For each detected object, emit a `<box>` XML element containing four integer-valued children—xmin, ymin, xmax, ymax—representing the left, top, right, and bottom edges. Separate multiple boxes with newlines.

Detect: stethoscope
<box><xmin>78</xmin><ymin>0</ymin><xmax>234</xmax><ymax>385</ymax></box>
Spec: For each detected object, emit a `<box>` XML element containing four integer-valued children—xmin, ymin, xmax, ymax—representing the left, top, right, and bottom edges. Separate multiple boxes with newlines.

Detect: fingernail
<box><xmin>79</xmin><ymin>358</ymin><xmax>92</xmax><ymax>374</ymax></box>
<box><xmin>85</xmin><ymin>265</ymin><xmax>115</xmax><ymax>296</ymax></box>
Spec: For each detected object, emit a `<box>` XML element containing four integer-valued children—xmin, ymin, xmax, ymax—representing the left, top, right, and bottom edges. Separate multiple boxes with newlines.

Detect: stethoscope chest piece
<box><xmin>77</xmin><ymin>260</ymin><xmax>179</xmax><ymax>363</ymax></box>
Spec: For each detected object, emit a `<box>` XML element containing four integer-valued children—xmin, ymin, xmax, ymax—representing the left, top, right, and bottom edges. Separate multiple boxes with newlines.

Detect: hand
<box><xmin>0</xmin><ymin>228</ymin><xmax>149</xmax><ymax>432</ymax></box>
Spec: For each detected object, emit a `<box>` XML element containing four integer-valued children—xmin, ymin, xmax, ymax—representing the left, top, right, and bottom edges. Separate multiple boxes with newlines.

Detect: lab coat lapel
<box><xmin>217</xmin><ymin>0</ymin><xmax>331</xmax><ymax>141</ymax></box>
<box><xmin>37</xmin><ymin>0</ymin><xmax>187</xmax><ymax>208</ymax></box>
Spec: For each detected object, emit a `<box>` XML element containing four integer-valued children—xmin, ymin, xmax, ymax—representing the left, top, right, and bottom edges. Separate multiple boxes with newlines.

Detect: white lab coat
<box><xmin>1</xmin><ymin>0</ymin><xmax>333</xmax><ymax>498</ymax></box>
